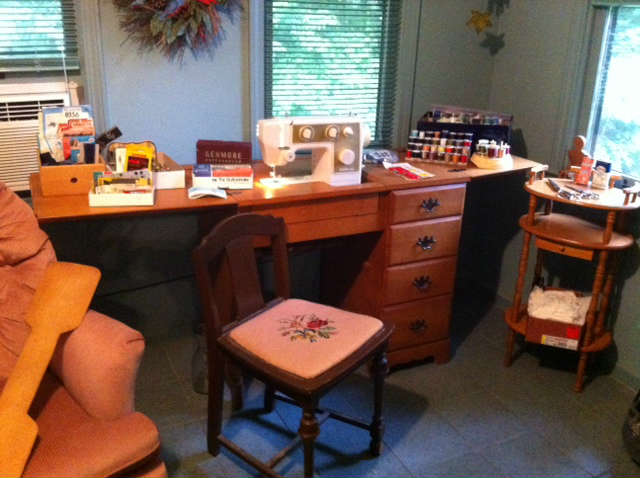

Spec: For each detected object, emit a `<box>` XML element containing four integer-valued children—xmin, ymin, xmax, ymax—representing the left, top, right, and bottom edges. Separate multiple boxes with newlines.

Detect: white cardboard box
<box><xmin>154</xmin><ymin>153</ymin><xmax>186</xmax><ymax>190</ymax></box>
<box><xmin>89</xmin><ymin>188</ymin><xmax>155</xmax><ymax>207</ymax></box>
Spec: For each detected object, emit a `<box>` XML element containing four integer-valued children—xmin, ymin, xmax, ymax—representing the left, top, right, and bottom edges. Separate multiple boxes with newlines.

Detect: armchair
<box><xmin>0</xmin><ymin>182</ymin><xmax>166</xmax><ymax>477</ymax></box>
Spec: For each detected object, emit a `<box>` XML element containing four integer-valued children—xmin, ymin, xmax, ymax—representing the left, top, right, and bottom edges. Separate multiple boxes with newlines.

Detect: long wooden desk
<box><xmin>30</xmin><ymin>157</ymin><xmax>539</xmax><ymax>366</ymax></box>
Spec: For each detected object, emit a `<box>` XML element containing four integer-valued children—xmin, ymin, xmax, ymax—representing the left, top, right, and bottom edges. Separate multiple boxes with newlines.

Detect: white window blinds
<box><xmin>0</xmin><ymin>0</ymin><xmax>79</xmax><ymax>73</ymax></box>
<box><xmin>264</xmin><ymin>0</ymin><xmax>401</xmax><ymax>147</ymax></box>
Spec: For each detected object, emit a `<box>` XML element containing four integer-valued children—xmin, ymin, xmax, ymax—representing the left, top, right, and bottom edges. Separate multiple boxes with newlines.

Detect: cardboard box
<box><xmin>154</xmin><ymin>153</ymin><xmax>185</xmax><ymax>190</ymax></box>
<box><xmin>525</xmin><ymin>316</ymin><xmax>584</xmax><ymax>351</ymax></box>
<box><xmin>88</xmin><ymin>188</ymin><xmax>155</xmax><ymax>207</ymax></box>
<box><xmin>40</xmin><ymin>163</ymin><xmax>106</xmax><ymax>196</ymax></box>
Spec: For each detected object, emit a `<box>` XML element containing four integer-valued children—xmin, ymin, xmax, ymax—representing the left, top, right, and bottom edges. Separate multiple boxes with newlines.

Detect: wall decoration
<box><xmin>112</xmin><ymin>0</ymin><xmax>242</xmax><ymax>61</ymax></box>
<box><xmin>466</xmin><ymin>10</ymin><xmax>493</xmax><ymax>34</ymax></box>
<box><xmin>466</xmin><ymin>0</ymin><xmax>510</xmax><ymax>56</ymax></box>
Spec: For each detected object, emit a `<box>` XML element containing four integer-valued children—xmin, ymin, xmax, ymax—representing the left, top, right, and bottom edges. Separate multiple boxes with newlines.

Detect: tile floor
<box><xmin>135</xmin><ymin>293</ymin><xmax>640</xmax><ymax>477</ymax></box>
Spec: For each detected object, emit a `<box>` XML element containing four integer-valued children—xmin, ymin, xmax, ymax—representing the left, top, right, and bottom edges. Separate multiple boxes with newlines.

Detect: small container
<box><xmin>488</xmin><ymin>144</ymin><xmax>499</xmax><ymax>158</ymax></box>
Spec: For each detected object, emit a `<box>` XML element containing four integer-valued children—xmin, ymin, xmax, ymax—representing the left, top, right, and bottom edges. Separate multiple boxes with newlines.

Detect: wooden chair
<box><xmin>192</xmin><ymin>213</ymin><xmax>394</xmax><ymax>478</ymax></box>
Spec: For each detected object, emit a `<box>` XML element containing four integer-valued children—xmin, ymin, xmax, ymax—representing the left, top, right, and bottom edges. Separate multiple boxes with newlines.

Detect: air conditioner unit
<box><xmin>0</xmin><ymin>81</ymin><xmax>80</xmax><ymax>191</ymax></box>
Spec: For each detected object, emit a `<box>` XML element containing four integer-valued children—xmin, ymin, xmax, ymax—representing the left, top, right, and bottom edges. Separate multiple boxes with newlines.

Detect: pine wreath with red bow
<box><xmin>113</xmin><ymin>0</ymin><xmax>242</xmax><ymax>61</ymax></box>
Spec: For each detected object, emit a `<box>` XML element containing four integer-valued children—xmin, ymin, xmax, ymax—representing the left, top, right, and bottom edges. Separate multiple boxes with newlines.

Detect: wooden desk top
<box><xmin>30</xmin><ymin>155</ymin><xmax>541</xmax><ymax>223</ymax></box>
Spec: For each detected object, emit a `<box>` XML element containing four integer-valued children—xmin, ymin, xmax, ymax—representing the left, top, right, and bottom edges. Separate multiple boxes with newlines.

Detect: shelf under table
<box><xmin>519</xmin><ymin>213</ymin><xmax>634</xmax><ymax>251</ymax></box>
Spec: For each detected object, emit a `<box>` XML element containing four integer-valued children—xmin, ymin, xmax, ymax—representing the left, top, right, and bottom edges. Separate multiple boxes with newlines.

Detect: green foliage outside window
<box><xmin>591</xmin><ymin>7</ymin><xmax>640</xmax><ymax>177</ymax></box>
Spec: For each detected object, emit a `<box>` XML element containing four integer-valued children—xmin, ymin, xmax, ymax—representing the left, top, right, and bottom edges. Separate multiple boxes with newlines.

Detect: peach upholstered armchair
<box><xmin>0</xmin><ymin>182</ymin><xmax>166</xmax><ymax>477</ymax></box>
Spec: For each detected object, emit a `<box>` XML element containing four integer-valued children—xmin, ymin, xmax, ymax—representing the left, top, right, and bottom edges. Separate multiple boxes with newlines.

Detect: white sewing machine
<box><xmin>257</xmin><ymin>116</ymin><xmax>371</xmax><ymax>187</ymax></box>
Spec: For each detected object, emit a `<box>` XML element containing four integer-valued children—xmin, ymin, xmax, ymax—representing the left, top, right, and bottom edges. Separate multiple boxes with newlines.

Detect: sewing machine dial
<box><xmin>298</xmin><ymin>126</ymin><xmax>314</xmax><ymax>141</ymax></box>
<box><xmin>338</xmin><ymin>149</ymin><xmax>356</xmax><ymax>165</ymax></box>
<box><xmin>325</xmin><ymin>125</ymin><xmax>339</xmax><ymax>139</ymax></box>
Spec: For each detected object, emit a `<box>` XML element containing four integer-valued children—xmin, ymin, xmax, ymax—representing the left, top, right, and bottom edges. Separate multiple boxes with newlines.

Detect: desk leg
<box><xmin>575</xmin><ymin>249</ymin><xmax>609</xmax><ymax>392</ymax></box>
<box><xmin>505</xmin><ymin>230</ymin><xmax>532</xmax><ymax>367</ymax></box>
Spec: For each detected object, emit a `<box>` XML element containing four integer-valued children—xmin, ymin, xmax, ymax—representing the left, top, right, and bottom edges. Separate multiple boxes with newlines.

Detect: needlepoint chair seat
<box><xmin>193</xmin><ymin>213</ymin><xmax>394</xmax><ymax>478</ymax></box>
<box><xmin>228</xmin><ymin>298</ymin><xmax>383</xmax><ymax>379</ymax></box>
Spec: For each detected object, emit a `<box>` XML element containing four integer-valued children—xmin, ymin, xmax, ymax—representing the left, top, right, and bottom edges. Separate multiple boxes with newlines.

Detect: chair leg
<box><xmin>298</xmin><ymin>403</ymin><xmax>320</xmax><ymax>478</ymax></box>
<box><xmin>225</xmin><ymin>362</ymin><xmax>244</xmax><ymax>411</ymax></box>
<box><xmin>207</xmin><ymin>349</ymin><xmax>226</xmax><ymax>456</ymax></box>
<box><xmin>369</xmin><ymin>349</ymin><xmax>388</xmax><ymax>456</ymax></box>
<box><xmin>264</xmin><ymin>383</ymin><xmax>275</xmax><ymax>413</ymax></box>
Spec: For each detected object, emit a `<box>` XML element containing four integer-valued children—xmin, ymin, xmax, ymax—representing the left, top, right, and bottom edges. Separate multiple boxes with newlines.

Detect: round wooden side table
<box><xmin>504</xmin><ymin>169</ymin><xmax>639</xmax><ymax>392</ymax></box>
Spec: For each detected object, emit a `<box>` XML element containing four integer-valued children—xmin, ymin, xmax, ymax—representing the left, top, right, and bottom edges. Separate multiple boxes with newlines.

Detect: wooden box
<box><xmin>40</xmin><ymin>163</ymin><xmax>106</xmax><ymax>196</ymax></box>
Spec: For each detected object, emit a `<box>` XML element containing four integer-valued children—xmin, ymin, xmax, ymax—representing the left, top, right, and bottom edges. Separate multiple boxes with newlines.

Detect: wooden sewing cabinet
<box><xmin>504</xmin><ymin>170</ymin><xmax>640</xmax><ymax>391</ymax></box>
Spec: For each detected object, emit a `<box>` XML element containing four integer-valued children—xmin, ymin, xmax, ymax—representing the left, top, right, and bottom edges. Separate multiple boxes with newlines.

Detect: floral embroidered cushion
<box><xmin>228</xmin><ymin>299</ymin><xmax>383</xmax><ymax>379</ymax></box>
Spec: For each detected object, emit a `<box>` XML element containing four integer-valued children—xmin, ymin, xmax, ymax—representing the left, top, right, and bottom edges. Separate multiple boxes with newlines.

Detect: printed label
<box><xmin>541</xmin><ymin>335</ymin><xmax>579</xmax><ymax>350</ymax></box>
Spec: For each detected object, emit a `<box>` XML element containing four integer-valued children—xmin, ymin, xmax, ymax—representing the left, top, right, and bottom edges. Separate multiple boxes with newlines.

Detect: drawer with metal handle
<box><xmin>382</xmin><ymin>295</ymin><xmax>452</xmax><ymax>350</ymax></box>
<box><xmin>389</xmin><ymin>183</ymin><xmax>466</xmax><ymax>224</ymax></box>
<box><xmin>388</xmin><ymin>216</ymin><xmax>462</xmax><ymax>265</ymax></box>
<box><xmin>383</xmin><ymin>256</ymin><xmax>457</xmax><ymax>305</ymax></box>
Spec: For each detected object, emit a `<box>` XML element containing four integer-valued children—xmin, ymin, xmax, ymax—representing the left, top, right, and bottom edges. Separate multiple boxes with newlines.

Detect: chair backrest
<box><xmin>193</xmin><ymin>213</ymin><xmax>291</xmax><ymax>339</ymax></box>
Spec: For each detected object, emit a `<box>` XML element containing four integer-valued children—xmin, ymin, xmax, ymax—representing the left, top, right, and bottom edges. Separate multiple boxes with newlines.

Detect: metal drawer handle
<box><xmin>412</xmin><ymin>275</ymin><xmax>432</xmax><ymax>292</ymax></box>
<box><xmin>416</xmin><ymin>235</ymin><xmax>436</xmax><ymax>251</ymax></box>
<box><xmin>409</xmin><ymin>319</ymin><xmax>427</xmax><ymax>334</ymax></box>
<box><xmin>420</xmin><ymin>198</ymin><xmax>440</xmax><ymax>213</ymax></box>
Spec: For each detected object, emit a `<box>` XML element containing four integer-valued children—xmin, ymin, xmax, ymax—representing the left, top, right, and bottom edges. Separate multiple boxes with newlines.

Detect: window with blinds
<box><xmin>264</xmin><ymin>0</ymin><xmax>401</xmax><ymax>147</ymax></box>
<box><xmin>0</xmin><ymin>0</ymin><xmax>79</xmax><ymax>73</ymax></box>
<box><xmin>587</xmin><ymin>5</ymin><xmax>640</xmax><ymax>177</ymax></box>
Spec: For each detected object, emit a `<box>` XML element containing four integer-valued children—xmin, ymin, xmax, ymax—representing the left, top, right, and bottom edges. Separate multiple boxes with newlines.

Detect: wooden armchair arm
<box><xmin>0</xmin><ymin>262</ymin><xmax>100</xmax><ymax>478</ymax></box>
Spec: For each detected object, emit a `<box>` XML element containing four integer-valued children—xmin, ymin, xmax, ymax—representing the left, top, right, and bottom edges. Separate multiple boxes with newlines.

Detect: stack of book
<box><xmin>193</xmin><ymin>140</ymin><xmax>254</xmax><ymax>190</ymax></box>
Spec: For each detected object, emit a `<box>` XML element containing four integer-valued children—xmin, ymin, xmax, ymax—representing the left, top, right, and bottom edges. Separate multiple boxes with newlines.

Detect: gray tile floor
<box><xmin>135</xmin><ymin>295</ymin><xmax>640</xmax><ymax>477</ymax></box>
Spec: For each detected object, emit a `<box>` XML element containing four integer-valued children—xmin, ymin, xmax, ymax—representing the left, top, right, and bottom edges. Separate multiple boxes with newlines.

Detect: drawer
<box><xmin>245</xmin><ymin>193</ymin><xmax>381</xmax><ymax>243</ymax></box>
<box><xmin>389</xmin><ymin>184</ymin><xmax>466</xmax><ymax>223</ymax></box>
<box><xmin>383</xmin><ymin>295</ymin><xmax>452</xmax><ymax>351</ymax></box>
<box><xmin>388</xmin><ymin>216</ymin><xmax>462</xmax><ymax>265</ymax></box>
<box><xmin>384</xmin><ymin>256</ymin><xmax>457</xmax><ymax>305</ymax></box>
<box><xmin>535</xmin><ymin>237</ymin><xmax>594</xmax><ymax>261</ymax></box>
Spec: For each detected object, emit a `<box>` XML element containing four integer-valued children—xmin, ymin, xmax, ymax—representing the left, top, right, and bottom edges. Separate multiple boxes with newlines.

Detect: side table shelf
<box><xmin>504</xmin><ymin>170</ymin><xmax>639</xmax><ymax>392</ymax></box>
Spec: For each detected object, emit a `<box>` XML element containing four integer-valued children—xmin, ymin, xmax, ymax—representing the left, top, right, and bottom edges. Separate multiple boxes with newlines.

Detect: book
<box><xmin>196</xmin><ymin>140</ymin><xmax>252</xmax><ymax>166</ymax></box>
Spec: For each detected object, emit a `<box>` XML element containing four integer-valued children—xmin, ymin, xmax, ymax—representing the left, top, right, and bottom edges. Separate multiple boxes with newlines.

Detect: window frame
<box><xmin>249</xmin><ymin>0</ymin><xmax>419</xmax><ymax>158</ymax></box>
<box><xmin>573</xmin><ymin>2</ymin><xmax>640</xmax><ymax>180</ymax></box>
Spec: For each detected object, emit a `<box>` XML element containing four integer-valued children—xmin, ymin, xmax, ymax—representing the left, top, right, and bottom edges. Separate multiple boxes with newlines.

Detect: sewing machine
<box><xmin>257</xmin><ymin>117</ymin><xmax>371</xmax><ymax>187</ymax></box>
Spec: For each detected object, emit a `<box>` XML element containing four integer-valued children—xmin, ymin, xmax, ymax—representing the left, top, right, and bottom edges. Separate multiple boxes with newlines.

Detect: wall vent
<box><xmin>0</xmin><ymin>81</ymin><xmax>79</xmax><ymax>191</ymax></box>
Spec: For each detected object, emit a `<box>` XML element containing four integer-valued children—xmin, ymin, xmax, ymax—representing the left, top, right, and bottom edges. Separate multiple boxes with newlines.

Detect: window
<box><xmin>264</xmin><ymin>0</ymin><xmax>401</xmax><ymax>147</ymax></box>
<box><xmin>0</xmin><ymin>0</ymin><xmax>79</xmax><ymax>73</ymax></box>
<box><xmin>587</xmin><ymin>6</ymin><xmax>640</xmax><ymax>177</ymax></box>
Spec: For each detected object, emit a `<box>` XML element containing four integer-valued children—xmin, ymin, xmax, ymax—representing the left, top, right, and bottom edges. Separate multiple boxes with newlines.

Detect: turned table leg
<box><xmin>575</xmin><ymin>249</ymin><xmax>609</xmax><ymax>392</ymax></box>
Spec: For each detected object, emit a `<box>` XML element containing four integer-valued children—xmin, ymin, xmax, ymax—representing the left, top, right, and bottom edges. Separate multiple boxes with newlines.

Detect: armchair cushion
<box><xmin>21</xmin><ymin>373</ymin><xmax>161</xmax><ymax>478</ymax></box>
<box><xmin>50</xmin><ymin>310</ymin><xmax>145</xmax><ymax>420</ymax></box>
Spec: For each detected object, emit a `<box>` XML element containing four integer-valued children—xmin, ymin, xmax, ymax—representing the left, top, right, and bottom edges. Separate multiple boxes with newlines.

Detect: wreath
<box><xmin>112</xmin><ymin>0</ymin><xmax>242</xmax><ymax>61</ymax></box>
